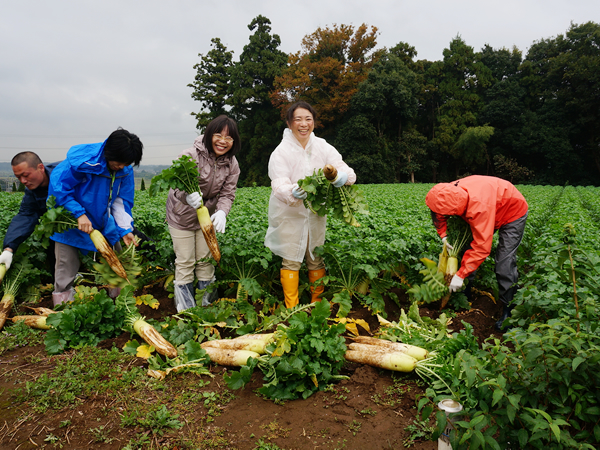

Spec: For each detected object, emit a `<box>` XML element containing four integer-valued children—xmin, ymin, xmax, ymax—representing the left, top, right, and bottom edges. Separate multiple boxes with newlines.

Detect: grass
<box><xmin>371</xmin><ymin>377</ymin><xmax>409</xmax><ymax>407</ymax></box>
<box><xmin>15</xmin><ymin>346</ymin><xmax>146</xmax><ymax>413</ymax></box>
<box><xmin>403</xmin><ymin>418</ymin><xmax>435</xmax><ymax>447</ymax></box>
<box><xmin>0</xmin><ymin>320</ymin><xmax>45</xmax><ymax>356</ymax></box>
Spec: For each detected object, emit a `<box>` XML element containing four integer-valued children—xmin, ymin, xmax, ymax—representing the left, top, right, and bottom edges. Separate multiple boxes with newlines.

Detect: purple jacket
<box><xmin>166</xmin><ymin>137</ymin><xmax>240</xmax><ymax>231</ymax></box>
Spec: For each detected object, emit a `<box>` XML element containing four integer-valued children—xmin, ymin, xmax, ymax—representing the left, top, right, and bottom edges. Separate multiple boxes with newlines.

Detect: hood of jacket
<box><xmin>425</xmin><ymin>182</ymin><xmax>468</xmax><ymax>216</ymax></box>
<box><xmin>66</xmin><ymin>141</ymin><xmax>109</xmax><ymax>175</ymax></box>
<box><xmin>281</xmin><ymin>128</ymin><xmax>315</xmax><ymax>153</ymax></box>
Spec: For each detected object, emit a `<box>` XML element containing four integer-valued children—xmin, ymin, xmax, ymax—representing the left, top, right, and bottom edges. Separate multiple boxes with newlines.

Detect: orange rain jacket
<box><xmin>425</xmin><ymin>175</ymin><xmax>528</xmax><ymax>279</ymax></box>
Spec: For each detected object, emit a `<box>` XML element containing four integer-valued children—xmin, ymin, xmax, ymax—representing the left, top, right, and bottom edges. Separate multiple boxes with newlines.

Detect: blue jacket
<box><xmin>3</xmin><ymin>164</ymin><xmax>57</xmax><ymax>251</ymax></box>
<box><xmin>49</xmin><ymin>140</ymin><xmax>135</xmax><ymax>252</ymax></box>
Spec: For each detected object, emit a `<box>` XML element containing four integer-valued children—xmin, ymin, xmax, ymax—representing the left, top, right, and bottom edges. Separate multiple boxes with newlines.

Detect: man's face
<box><xmin>12</xmin><ymin>162</ymin><xmax>46</xmax><ymax>190</ymax></box>
<box><xmin>107</xmin><ymin>161</ymin><xmax>127</xmax><ymax>172</ymax></box>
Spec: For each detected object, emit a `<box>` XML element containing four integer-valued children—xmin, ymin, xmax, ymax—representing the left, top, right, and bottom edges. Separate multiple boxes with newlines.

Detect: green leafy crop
<box><xmin>44</xmin><ymin>290</ymin><xmax>125</xmax><ymax>355</ymax></box>
<box><xmin>298</xmin><ymin>168</ymin><xmax>369</xmax><ymax>227</ymax></box>
<box><xmin>226</xmin><ymin>300</ymin><xmax>348</xmax><ymax>401</ymax></box>
<box><xmin>148</xmin><ymin>155</ymin><xmax>200</xmax><ymax>197</ymax></box>
<box><xmin>34</xmin><ymin>196</ymin><xmax>79</xmax><ymax>245</ymax></box>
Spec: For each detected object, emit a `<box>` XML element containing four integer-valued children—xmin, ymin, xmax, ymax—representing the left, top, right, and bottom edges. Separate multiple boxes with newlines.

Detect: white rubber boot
<box><xmin>174</xmin><ymin>282</ymin><xmax>196</xmax><ymax>312</ymax></box>
<box><xmin>198</xmin><ymin>276</ymin><xmax>218</xmax><ymax>306</ymax></box>
<box><xmin>52</xmin><ymin>289</ymin><xmax>75</xmax><ymax>307</ymax></box>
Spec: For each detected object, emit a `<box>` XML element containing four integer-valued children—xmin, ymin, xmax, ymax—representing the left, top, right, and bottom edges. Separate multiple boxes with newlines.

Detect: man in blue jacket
<box><xmin>49</xmin><ymin>128</ymin><xmax>143</xmax><ymax>305</ymax></box>
<box><xmin>1</xmin><ymin>152</ymin><xmax>58</xmax><ymax>271</ymax></box>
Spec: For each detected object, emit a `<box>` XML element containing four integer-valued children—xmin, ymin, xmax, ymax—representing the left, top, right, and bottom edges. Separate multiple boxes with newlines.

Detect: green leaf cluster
<box><xmin>258</xmin><ymin>300</ymin><xmax>347</xmax><ymax>401</ymax></box>
<box><xmin>226</xmin><ymin>301</ymin><xmax>347</xmax><ymax>401</ymax></box>
<box><xmin>92</xmin><ymin>243</ymin><xmax>143</xmax><ymax>289</ymax></box>
<box><xmin>34</xmin><ymin>197</ymin><xmax>78</xmax><ymax>245</ymax></box>
<box><xmin>298</xmin><ymin>168</ymin><xmax>369</xmax><ymax>227</ymax></box>
<box><xmin>423</xmin><ymin>319</ymin><xmax>600</xmax><ymax>449</ymax></box>
<box><xmin>407</xmin><ymin>258</ymin><xmax>448</xmax><ymax>303</ymax></box>
<box><xmin>148</xmin><ymin>155</ymin><xmax>200</xmax><ymax>197</ymax></box>
<box><xmin>44</xmin><ymin>290</ymin><xmax>125</xmax><ymax>355</ymax></box>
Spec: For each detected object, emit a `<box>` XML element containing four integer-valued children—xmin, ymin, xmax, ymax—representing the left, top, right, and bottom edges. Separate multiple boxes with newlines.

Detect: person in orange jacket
<box><xmin>425</xmin><ymin>175</ymin><xmax>528</xmax><ymax>330</ymax></box>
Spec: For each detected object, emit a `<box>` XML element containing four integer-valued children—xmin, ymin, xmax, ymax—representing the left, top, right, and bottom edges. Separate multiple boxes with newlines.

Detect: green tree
<box><xmin>514</xmin><ymin>28</ymin><xmax>597</xmax><ymax>184</ymax></box>
<box><xmin>451</xmin><ymin>125</ymin><xmax>494</xmax><ymax>172</ymax></box>
<box><xmin>351</xmin><ymin>53</ymin><xmax>419</xmax><ymax>138</ymax></box>
<box><xmin>434</xmin><ymin>36</ymin><xmax>493</xmax><ymax>176</ymax></box>
<box><xmin>479</xmin><ymin>44</ymin><xmax>522</xmax><ymax>83</ymax></box>
<box><xmin>188</xmin><ymin>37</ymin><xmax>234</xmax><ymax>131</ymax></box>
<box><xmin>551</xmin><ymin>22</ymin><xmax>600</xmax><ymax>179</ymax></box>
<box><xmin>140</xmin><ymin>178</ymin><xmax>146</xmax><ymax>191</ymax></box>
<box><xmin>228</xmin><ymin>15</ymin><xmax>288</xmax><ymax>186</ymax></box>
<box><xmin>344</xmin><ymin>50</ymin><xmax>420</xmax><ymax>182</ymax></box>
<box><xmin>396</xmin><ymin>128</ymin><xmax>428</xmax><ymax>183</ymax></box>
<box><xmin>334</xmin><ymin>115</ymin><xmax>394</xmax><ymax>184</ymax></box>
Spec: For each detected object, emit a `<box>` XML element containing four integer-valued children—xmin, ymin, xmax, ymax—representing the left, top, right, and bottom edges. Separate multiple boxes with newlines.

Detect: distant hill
<box><xmin>0</xmin><ymin>164</ymin><xmax>169</xmax><ymax>192</ymax></box>
<box><xmin>0</xmin><ymin>162</ymin><xmax>168</xmax><ymax>173</ymax></box>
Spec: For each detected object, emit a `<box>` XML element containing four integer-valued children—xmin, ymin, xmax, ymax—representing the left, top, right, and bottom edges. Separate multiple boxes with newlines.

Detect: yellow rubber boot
<box><xmin>308</xmin><ymin>268</ymin><xmax>326</xmax><ymax>303</ymax></box>
<box><xmin>281</xmin><ymin>269</ymin><xmax>299</xmax><ymax>309</ymax></box>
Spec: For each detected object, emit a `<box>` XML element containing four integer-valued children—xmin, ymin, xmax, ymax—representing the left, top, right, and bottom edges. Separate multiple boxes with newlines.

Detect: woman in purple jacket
<box><xmin>166</xmin><ymin>116</ymin><xmax>241</xmax><ymax>312</ymax></box>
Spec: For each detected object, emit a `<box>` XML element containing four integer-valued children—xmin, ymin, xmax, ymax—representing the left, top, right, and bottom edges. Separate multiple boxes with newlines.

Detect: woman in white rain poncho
<box><xmin>264</xmin><ymin>101</ymin><xmax>356</xmax><ymax>308</ymax></box>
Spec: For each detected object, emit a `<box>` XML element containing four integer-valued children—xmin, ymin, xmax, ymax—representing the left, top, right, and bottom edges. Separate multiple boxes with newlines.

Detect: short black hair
<box><xmin>285</xmin><ymin>101</ymin><xmax>317</xmax><ymax>125</ymax></box>
<box><xmin>11</xmin><ymin>151</ymin><xmax>43</xmax><ymax>168</ymax></box>
<box><xmin>202</xmin><ymin>115</ymin><xmax>241</xmax><ymax>157</ymax></box>
<box><xmin>104</xmin><ymin>128</ymin><xmax>144</xmax><ymax>166</ymax></box>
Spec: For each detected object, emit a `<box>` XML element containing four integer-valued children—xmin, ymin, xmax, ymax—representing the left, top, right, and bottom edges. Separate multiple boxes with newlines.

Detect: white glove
<box><xmin>442</xmin><ymin>237</ymin><xmax>454</xmax><ymax>251</ymax></box>
<box><xmin>0</xmin><ymin>250</ymin><xmax>13</xmax><ymax>270</ymax></box>
<box><xmin>332</xmin><ymin>171</ymin><xmax>349</xmax><ymax>188</ymax></box>
<box><xmin>211</xmin><ymin>210</ymin><xmax>227</xmax><ymax>233</ymax></box>
<box><xmin>448</xmin><ymin>274</ymin><xmax>464</xmax><ymax>293</ymax></box>
<box><xmin>111</xmin><ymin>197</ymin><xmax>133</xmax><ymax>229</ymax></box>
<box><xmin>292</xmin><ymin>184</ymin><xmax>307</xmax><ymax>200</ymax></box>
<box><xmin>186</xmin><ymin>192</ymin><xmax>202</xmax><ymax>209</ymax></box>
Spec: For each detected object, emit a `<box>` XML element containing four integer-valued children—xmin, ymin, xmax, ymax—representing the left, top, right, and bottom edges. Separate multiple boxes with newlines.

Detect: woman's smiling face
<box><xmin>211</xmin><ymin>127</ymin><xmax>234</xmax><ymax>156</ymax></box>
<box><xmin>288</xmin><ymin>107</ymin><xmax>314</xmax><ymax>147</ymax></box>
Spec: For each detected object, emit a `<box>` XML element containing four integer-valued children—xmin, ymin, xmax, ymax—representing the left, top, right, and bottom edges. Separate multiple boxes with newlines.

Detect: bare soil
<box><xmin>0</xmin><ymin>286</ymin><xmax>504</xmax><ymax>450</ymax></box>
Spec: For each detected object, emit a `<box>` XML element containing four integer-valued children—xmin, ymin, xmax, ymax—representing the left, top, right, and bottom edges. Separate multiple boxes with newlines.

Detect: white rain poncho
<box><xmin>264</xmin><ymin>129</ymin><xmax>356</xmax><ymax>262</ymax></box>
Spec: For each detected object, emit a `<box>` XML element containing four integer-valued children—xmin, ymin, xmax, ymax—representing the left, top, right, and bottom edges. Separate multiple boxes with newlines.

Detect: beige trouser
<box><xmin>168</xmin><ymin>225</ymin><xmax>215</xmax><ymax>284</ymax></box>
<box><xmin>282</xmin><ymin>244</ymin><xmax>325</xmax><ymax>271</ymax></box>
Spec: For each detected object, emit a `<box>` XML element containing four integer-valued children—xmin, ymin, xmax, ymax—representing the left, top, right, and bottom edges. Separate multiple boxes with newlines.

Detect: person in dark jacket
<box><xmin>1</xmin><ymin>152</ymin><xmax>58</xmax><ymax>271</ymax></box>
<box><xmin>48</xmin><ymin>128</ymin><xmax>143</xmax><ymax>306</ymax></box>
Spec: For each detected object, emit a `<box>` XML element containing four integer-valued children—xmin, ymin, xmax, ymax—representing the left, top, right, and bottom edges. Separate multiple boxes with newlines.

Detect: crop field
<box><xmin>0</xmin><ymin>183</ymin><xmax>599</xmax><ymax>449</ymax></box>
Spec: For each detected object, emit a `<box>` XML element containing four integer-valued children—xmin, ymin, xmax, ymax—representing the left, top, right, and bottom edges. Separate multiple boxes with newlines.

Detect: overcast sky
<box><xmin>1</xmin><ymin>1</ymin><xmax>597</xmax><ymax>166</ymax></box>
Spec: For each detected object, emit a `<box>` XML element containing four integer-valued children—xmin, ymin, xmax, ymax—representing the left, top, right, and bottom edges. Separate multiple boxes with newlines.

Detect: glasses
<box><xmin>214</xmin><ymin>133</ymin><xmax>234</xmax><ymax>143</ymax></box>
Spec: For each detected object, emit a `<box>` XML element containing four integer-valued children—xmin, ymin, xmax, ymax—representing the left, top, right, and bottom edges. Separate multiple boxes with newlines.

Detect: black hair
<box><xmin>430</xmin><ymin>209</ymin><xmax>444</xmax><ymax>232</ymax></box>
<box><xmin>202</xmin><ymin>115</ymin><xmax>241</xmax><ymax>157</ymax></box>
<box><xmin>104</xmin><ymin>128</ymin><xmax>144</xmax><ymax>166</ymax></box>
<box><xmin>285</xmin><ymin>101</ymin><xmax>317</xmax><ymax>125</ymax></box>
<box><xmin>11</xmin><ymin>151</ymin><xmax>43</xmax><ymax>168</ymax></box>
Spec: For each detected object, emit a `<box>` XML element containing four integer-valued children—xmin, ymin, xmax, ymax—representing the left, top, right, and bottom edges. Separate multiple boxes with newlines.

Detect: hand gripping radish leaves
<box><xmin>36</xmin><ymin>197</ymin><xmax>129</xmax><ymax>282</ymax></box>
<box><xmin>298</xmin><ymin>164</ymin><xmax>369</xmax><ymax>227</ymax></box>
<box><xmin>408</xmin><ymin>217</ymin><xmax>472</xmax><ymax>307</ymax></box>
<box><xmin>149</xmin><ymin>155</ymin><xmax>220</xmax><ymax>263</ymax></box>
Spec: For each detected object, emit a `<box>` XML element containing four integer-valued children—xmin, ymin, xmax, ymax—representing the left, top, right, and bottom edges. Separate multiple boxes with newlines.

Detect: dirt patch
<box><xmin>0</xmin><ymin>286</ymin><xmax>504</xmax><ymax>450</ymax></box>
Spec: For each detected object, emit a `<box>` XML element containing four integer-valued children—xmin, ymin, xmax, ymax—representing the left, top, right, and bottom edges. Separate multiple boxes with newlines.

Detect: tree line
<box><xmin>189</xmin><ymin>16</ymin><xmax>600</xmax><ymax>186</ymax></box>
